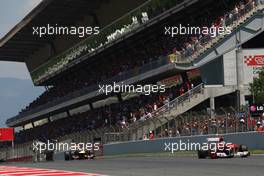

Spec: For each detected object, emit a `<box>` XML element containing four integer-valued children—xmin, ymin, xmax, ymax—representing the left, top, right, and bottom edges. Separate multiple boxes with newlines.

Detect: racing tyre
<box><xmin>210</xmin><ymin>153</ymin><xmax>217</xmax><ymax>159</ymax></box>
<box><xmin>64</xmin><ymin>152</ymin><xmax>72</xmax><ymax>161</ymax></box>
<box><xmin>65</xmin><ymin>153</ymin><xmax>69</xmax><ymax>161</ymax></box>
<box><xmin>239</xmin><ymin>145</ymin><xmax>250</xmax><ymax>158</ymax></box>
<box><xmin>198</xmin><ymin>150</ymin><xmax>207</xmax><ymax>159</ymax></box>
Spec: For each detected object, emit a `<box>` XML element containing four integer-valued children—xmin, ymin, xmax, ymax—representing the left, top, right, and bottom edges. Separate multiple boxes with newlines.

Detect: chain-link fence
<box><xmin>0</xmin><ymin>106</ymin><xmax>260</xmax><ymax>160</ymax></box>
<box><xmin>103</xmin><ymin>106</ymin><xmax>260</xmax><ymax>144</ymax></box>
<box><xmin>0</xmin><ymin>142</ymin><xmax>33</xmax><ymax>162</ymax></box>
<box><xmin>153</xmin><ymin>107</ymin><xmax>257</xmax><ymax>138</ymax></box>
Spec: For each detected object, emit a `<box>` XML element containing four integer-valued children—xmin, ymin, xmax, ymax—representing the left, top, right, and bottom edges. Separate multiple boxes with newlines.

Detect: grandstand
<box><xmin>1</xmin><ymin>0</ymin><xmax>264</xmax><ymax>161</ymax></box>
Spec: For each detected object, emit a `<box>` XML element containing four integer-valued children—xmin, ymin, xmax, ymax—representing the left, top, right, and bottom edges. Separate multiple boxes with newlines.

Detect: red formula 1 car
<box><xmin>197</xmin><ymin>137</ymin><xmax>250</xmax><ymax>159</ymax></box>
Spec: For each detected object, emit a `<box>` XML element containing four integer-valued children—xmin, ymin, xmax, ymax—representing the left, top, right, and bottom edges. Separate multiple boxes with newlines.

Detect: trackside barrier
<box><xmin>103</xmin><ymin>131</ymin><xmax>264</xmax><ymax>155</ymax></box>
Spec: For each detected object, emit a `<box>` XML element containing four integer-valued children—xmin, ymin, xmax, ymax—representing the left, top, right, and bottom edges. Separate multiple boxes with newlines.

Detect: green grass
<box><xmin>102</xmin><ymin>151</ymin><xmax>196</xmax><ymax>159</ymax></box>
<box><xmin>250</xmin><ymin>150</ymin><xmax>264</xmax><ymax>154</ymax></box>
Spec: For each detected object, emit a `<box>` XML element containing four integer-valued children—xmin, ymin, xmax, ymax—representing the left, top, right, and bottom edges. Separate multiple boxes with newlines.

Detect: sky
<box><xmin>0</xmin><ymin>0</ymin><xmax>44</xmax><ymax>127</ymax></box>
<box><xmin>0</xmin><ymin>0</ymin><xmax>42</xmax><ymax>79</ymax></box>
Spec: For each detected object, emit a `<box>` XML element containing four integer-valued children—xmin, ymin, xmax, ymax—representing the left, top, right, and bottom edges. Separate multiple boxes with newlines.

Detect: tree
<box><xmin>250</xmin><ymin>68</ymin><xmax>264</xmax><ymax>103</ymax></box>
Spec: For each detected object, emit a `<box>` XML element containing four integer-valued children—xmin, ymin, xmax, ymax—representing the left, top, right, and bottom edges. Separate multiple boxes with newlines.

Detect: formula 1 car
<box><xmin>197</xmin><ymin>137</ymin><xmax>250</xmax><ymax>159</ymax></box>
<box><xmin>64</xmin><ymin>150</ymin><xmax>95</xmax><ymax>161</ymax></box>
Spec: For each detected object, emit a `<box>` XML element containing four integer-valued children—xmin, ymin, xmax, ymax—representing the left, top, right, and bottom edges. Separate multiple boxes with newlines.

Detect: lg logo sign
<box><xmin>250</xmin><ymin>104</ymin><xmax>264</xmax><ymax>116</ymax></box>
<box><xmin>250</xmin><ymin>105</ymin><xmax>264</xmax><ymax>112</ymax></box>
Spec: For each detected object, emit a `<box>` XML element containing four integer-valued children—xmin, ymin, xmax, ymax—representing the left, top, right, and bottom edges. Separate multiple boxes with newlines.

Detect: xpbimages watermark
<box><xmin>164</xmin><ymin>140</ymin><xmax>232</xmax><ymax>153</ymax></box>
<box><xmin>98</xmin><ymin>82</ymin><xmax>166</xmax><ymax>95</ymax></box>
<box><xmin>32</xmin><ymin>140</ymin><xmax>100</xmax><ymax>154</ymax></box>
<box><xmin>164</xmin><ymin>24</ymin><xmax>232</xmax><ymax>38</ymax></box>
<box><xmin>32</xmin><ymin>24</ymin><xmax>100</xmax><ymax>38</ymax></box>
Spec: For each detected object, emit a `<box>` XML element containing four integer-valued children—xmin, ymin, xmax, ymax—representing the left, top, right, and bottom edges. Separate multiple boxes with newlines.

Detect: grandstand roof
<box><xmin>0</xmin><ymin>0</ymin><xmax>105</xmax><ymax>62</ymax></box>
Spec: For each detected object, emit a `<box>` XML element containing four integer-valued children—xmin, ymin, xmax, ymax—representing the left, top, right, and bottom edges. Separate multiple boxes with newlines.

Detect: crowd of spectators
<box><xmin>167</xmin><ymin>0</ymin><xmax>258</xmax><ymax>62</ymax></box>
<box><xmin>12</xmin><ymin>0</ymin><xmax>262</xmax><ymax>144</ymax></box>
<box><xmin>15</xmin><ymin>99</ymin><xmax>264</xmax><ymax>144</ymax></box>
<box><xmin>18</xmin><ymin>0</ymin><xmax>258</xmax><ymax>116</ymax></box>
<box><xmin>20</xmin><ymin>30</ymin><xmax>198</xmax><ymax>115</ymax></box>
<box><xmin>33</xmin><ymin>0</ymin><xmax>186</xmax><ymax>83</ymax></box>
<box><xmin>20</xmin><ymin>36</ymin><xmax>170</xmax><ymax>114</ymax></box>
<box><xmin>15</xmin><ymin>78</ymin><xmax>201</xmax><ymax>144</ymax></box>
<box><xmin>144</xmin><ymin>112</ymin><xmax>264</xmax><ymax>140</ymax></box>
<box><xmin>34</xmin><ymin>0</ymin><xmax>256</xmax><ymax>83</ymax></box>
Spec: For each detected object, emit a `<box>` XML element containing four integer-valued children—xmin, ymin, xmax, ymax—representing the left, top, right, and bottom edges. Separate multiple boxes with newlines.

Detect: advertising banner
<box><xmin>249</xmin><ymin>104</ymin><xmax>264</xmax><ymax>117</ymax></box>
<box><xmin>242</xmin><ymin>49</ymin><xmax>264</xmax><ymax>85</ymax></box>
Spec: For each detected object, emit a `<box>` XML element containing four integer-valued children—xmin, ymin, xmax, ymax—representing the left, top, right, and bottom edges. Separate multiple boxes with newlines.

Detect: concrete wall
<box><xmin>223</xmin><ymin>49</ymin><xmax>237</xmax><ymax>86</ymax></box>
<box><xmin>51</xmin><ymin>132</ymin><xmax>264</xmax><ymax>160</ymax></box>
<box><xmin>104</xmin><ymin>132</ymin><xmax>264</xmax><ymax>155</ymax></box>
<box><xmin>201</xmin><ymin>57</ymin><xmax>224</xmax><ymax>85</ymax></box>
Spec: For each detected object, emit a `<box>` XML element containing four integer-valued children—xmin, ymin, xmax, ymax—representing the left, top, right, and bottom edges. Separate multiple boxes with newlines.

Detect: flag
<box><xmin>0</xmin><ymin>128</ymin><xmax>14</xmax><ymax>141</ymax></box>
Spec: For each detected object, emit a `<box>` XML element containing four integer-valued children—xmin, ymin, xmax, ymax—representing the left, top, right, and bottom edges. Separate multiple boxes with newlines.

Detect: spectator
<box><xmin>149</xmin><ymin>131</ymin><xmax>154</xmax><ymax>140</ymax></box>
<box><xmin>256</xmin><ymin>121</ymin><xmax>264</xmax><ymax>132</ymax></box>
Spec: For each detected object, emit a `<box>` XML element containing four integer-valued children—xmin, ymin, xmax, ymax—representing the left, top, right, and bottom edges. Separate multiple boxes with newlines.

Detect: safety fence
<box><xmin>0</xmin><ymin>107</ymin><xmax>260</xmax><ymax>161</ymax></box>
<box><xmin>1</xmin><ymin>82</ymin><xmax>262</xmax><ymax>161</ymax></box>
<box><xmin>0</xmin><ymin>142</ymin><xmax>33</xmax><ymax>162</ymax></box>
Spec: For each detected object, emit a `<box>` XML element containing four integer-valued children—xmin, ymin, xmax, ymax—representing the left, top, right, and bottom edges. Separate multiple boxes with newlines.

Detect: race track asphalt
<box><xmin>4</xmin><ymin>155</ymin><xmax>264</xmax><ymax>176</ymax></box>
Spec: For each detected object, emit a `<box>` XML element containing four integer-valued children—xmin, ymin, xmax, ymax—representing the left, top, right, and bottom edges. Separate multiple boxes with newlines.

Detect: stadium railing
<box><xmin>120</xmin><ymin>83</ymin><xmax>205</xmax><ymax>140</ymax></box>
<box><xmin>130</xmin><ymin>83</ymin><xmax>205</xmax><ymax>128</ymax></box>
<box><xmin>102</xmin><ymin>83</ymin><xmax>258</xmax><ymax>142</ymax></box>
<box><xmin>173</xmin><ymin>0</ymin><xmax>264</xmax><ymax>64</ymax></box>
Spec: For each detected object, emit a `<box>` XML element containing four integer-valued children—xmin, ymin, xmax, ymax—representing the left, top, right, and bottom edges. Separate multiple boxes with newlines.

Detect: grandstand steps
<box><xmin>146</xmin><ymin>93</ymin><xmax>209</xmax><ymax>132</ymax></box>
<box><xmin>175</xmin><ymin>4</ymin><xmax>264</xmax><ymax>70</ymax></box>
